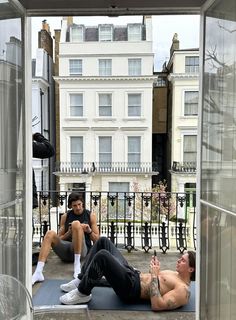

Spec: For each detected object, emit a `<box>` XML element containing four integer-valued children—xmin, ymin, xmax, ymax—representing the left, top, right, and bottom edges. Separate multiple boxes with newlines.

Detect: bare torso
<box><xmin>140</xmin><ymin>270</ymin><xmax>190</xmax><ymax>300</ymax></box>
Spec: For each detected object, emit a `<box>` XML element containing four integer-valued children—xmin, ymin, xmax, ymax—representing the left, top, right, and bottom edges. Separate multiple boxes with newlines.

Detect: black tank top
<box><xmin>64</xmin><ymin>209</ymin><xmax>92</xmax><ymax>250</ymax></box>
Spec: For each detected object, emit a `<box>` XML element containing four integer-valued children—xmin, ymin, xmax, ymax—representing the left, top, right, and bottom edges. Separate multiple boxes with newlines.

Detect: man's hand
<box><xmin>81</xmin><ymin>223</ymin><xmax>92</xmax><ymax>234</ymax></box>
<box><xmin>149</xmin><ymin>255</ymin><xmax>160</xmax><ymax>277</ymax></box>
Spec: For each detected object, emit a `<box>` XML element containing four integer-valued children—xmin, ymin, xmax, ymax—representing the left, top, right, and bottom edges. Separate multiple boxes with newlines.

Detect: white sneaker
<box><xmin>60</xmin><ymin>278</ymin><xmax>81</xmax><ymax>292</ymax></box>
<box><xmin>60</xmin><ymin>288</ymin><xmax>92</xmax><ymax>305</ymax></box>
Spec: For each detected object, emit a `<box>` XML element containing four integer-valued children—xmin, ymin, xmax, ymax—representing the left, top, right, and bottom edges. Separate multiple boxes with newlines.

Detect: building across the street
<box><xmin>54</xmin><ymin>16</ymin><xmax>157</xmax><ymax>194</ymax></box>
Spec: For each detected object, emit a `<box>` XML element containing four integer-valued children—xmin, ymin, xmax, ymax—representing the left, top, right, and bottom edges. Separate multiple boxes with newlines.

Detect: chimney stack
<box><xmin>42</xmin><ymin>19</ymin><xmax>51</xmax><ymax>34</ymax></box>
<box><xmin>170</xmin><ymin>33</ymin><xmax>179</xmax><ymax>56</ymax></box>
<box><xmin>67</xmin><ymin>16</ymin><xmax>73</xmax><ymax>26</ymax></box>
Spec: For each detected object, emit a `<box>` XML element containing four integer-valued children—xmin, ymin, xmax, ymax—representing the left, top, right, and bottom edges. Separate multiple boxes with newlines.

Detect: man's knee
<box><xmin>99</xmin><ymin>236</ymin><xmax>109</xmax><ymax>245</ymax></box>
<box><xmin>94</xmin><ymin>249</ymin><xmax>111</xmax><ymax>262</ymax></box>
<box><xmin>71</xmin><ymin>220</ymin><xmax>82</xmax><ymax>230</ymax></box>
<box><xmin>44</xmin><ymin>230</ymin><xmax>57</xmax><ymax>242</ymax></box>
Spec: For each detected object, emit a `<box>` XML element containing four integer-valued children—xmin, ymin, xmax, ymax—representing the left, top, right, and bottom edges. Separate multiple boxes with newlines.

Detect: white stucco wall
<box><xmin>56</xmin><ymin>19</ymin><xmax>155</xmax><ymax>192</ymax></box>
<box><xmin>169</xmin><ymin>50</ymin><xmax>199</xmax><ymax>192</ymax></box>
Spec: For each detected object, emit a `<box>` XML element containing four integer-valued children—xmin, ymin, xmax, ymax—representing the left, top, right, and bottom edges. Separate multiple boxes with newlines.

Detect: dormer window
<box><xmin>128</xmin><ymin>24</ymin><xmax>142</xmax><ymax>41</ymax></box>
<box><xmin>99</xmin><ymin>25</ymin><xmax>113</xmax><ymax>41</ymax></box>
<box><xmin>71</xmin><ymin>25</ymin><xmax>84</xmax><ymax>42</ymax></box>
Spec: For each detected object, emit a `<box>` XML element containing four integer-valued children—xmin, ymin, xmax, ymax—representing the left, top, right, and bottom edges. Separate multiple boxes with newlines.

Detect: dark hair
<box><xmin>187</xmin><ymin>250</ymin><xmax>196</xmax><ymax>281</ymax></box>
<box><xmin>68</xmin><ymin>193</ymin><xmax>84</xmax><ymax>208</ymax></box>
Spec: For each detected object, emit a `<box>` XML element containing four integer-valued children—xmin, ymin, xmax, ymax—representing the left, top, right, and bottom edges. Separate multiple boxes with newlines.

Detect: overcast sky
<box><xmin>31</xmin><ymin>15</ymin><xmax>200</xmax><ymax>71</ymax></box>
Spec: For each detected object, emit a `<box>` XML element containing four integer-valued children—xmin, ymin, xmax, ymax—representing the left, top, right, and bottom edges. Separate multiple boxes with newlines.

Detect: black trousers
<box><xmin>78</xmin><ymin>237</ymin><xmax>141</xmax><ymax>302</ymax></box>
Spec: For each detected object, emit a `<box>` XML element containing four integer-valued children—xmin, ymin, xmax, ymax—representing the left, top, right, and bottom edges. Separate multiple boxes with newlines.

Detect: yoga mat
<box><xmin>33</xmin><ymin>279</ymin><xmax>195</xmax><ymax>312</ymax></box>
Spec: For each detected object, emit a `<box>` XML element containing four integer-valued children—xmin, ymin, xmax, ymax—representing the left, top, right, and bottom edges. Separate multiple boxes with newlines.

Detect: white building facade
<box><xmin>168</xmin><ymin>46</ymin><xmax>199</xmax><ymax>193</ymax></box>
<box><xmin>55</xmin><ymin>17</ymin><xmax>157</xmax><ymax>193</ymax></box>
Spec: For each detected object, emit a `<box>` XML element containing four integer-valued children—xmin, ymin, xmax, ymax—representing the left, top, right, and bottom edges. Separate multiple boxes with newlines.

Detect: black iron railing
<box><xmin>33</xmin><ymin>190</ymin><xmax>197</xmax><ymax>254</ymax></box>
<box><xmin>172</xmin><ymin>161</ymin><xmax>196</xmax><ymax>173</ymax></box>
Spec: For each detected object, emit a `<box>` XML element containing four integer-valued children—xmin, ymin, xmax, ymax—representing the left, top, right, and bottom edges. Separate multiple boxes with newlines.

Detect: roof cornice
<box><xmin>168</xmin><ymin>73</ymin><xmax>199</xmax><ymax>82</ymax></box>
<box><xmin>54</xmin><ymin>75</ymin><xmax>157</xmax><ymax>82</ymax></box>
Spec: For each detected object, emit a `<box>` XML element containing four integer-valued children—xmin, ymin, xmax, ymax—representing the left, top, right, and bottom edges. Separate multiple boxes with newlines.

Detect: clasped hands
<box><xmin>149</xmin><ymin>255</ymin><xmax>160</xmax><ymax>277</ymax></box>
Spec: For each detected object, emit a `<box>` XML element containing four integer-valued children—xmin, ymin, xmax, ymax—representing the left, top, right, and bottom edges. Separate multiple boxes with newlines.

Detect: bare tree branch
<box><xmin>218</xmin><ymin>21</ymin><xmax>236</xmax><ymax>33</ymax></box>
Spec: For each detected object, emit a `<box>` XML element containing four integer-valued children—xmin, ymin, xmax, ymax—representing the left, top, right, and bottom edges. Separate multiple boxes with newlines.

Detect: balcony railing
<box><xmin>54</xmin><ymin>161</ymin><xmax>159</xmax><ymax>174</ymax></box>
<box><xmin>33</xmin><ymin>190</ymin><xmax>196</xmax><ymax>254</ymax></box>
<box><xmin>172</xmin><ymin>161</ymin><xmax>196</xmax><ymax>173</ymax></box>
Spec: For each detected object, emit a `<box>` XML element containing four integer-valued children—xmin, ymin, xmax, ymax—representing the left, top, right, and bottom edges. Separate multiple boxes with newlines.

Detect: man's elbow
<box><xmin>151</xmin><ymin>304</ymin><xmax>164</xmax><ymax>312</ymax></box>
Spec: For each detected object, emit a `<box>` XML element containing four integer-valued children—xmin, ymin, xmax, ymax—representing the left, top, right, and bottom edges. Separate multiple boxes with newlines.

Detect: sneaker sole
<box><xmin>60</xmin><ymin>294</ymin><xmax>92</xmax><ymax>305</ymax></box>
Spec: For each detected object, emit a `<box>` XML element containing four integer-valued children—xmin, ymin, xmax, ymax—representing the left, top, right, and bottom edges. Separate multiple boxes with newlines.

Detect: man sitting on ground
<box><xmin>59</xmin><ymin>237</ymin><xmax>195</xmax><ymax>311</ymax></box>
<box><xmin>32</xmin><ymin>192</ymin><xmax>100</xmax><ymax>285</ymax></box>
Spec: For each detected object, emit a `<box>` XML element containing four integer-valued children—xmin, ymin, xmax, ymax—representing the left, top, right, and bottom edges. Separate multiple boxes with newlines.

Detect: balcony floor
<box><xmin>32</xmin><ymin>248</ymin><xmax>195</xmax><ymax>320</ymax></box>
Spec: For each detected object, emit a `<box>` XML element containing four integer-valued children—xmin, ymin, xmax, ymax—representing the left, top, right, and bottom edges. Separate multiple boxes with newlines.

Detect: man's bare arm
<box><xmin>150</xmin><ymin>277</ymin><xmax>190</xmax><ymax>311</ymax></box>
<box><xmin>58</xmin><ymin>213</ymin><xmax>71</xmax><ymax>240</ymax></box>
<box><xmin>88</xmin><ymin>212</ymin><xmax>100</xmax><ymax>242</ymax></box>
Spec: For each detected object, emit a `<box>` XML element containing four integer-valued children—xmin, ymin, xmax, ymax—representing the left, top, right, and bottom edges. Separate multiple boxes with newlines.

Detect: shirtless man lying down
<box><xmin>59</xmin><ymin>237</ymin><xmax>195</xmax><ymax>311</ymax></box>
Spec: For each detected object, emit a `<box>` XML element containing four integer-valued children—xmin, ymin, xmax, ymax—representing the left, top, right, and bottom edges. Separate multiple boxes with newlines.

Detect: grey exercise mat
<box><xmin>33</xmin><ymin>279</ymin><xmax>195</xmax><ymax>312</ymax></box>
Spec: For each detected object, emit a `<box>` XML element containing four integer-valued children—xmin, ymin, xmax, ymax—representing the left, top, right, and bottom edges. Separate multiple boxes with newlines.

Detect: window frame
<box><xmin>70</xmin><ymin>136</ymin><xmax>84</xmax><ymax>166</ymax></box>
<box><xmin>127</xmin><ymin>24</ymin><xmax>142</xmax><ymax>41</ymax></box>
<box><xmin>128</xmin><ymin>58</ymin><xmax>142</xmax><ymax>76</ymax></box>
<box><xmin>69</xmin><ymin>59</ymin><xmax>82</xmax><ymax>76</ymax></box>
<box><xmin>182</xmin><ymin>133</ymin><xmax>197</xmax><ymax>163</ymax></box>
<box><xmin>70</xmin><ymin>25</ymin><xmax>84</xmax><ymax>42</ymax></box>
<box><xmin>98</xmin><ymin>24</ymin><xmax>113</xmax><ymax>41</ymax></box>
<box><xmin>127</xmin><ymin>136</ymin><xmax>141</xmax><ymax>168</ymax></box>
<box><xmin>69</xmin><ymin>93</ymin><xmax>84</xmax><ymax>117</ymax></box>
<box><xmin>98</xmin><ymin>93</ymin><xmax>112</xmax><ymax>117</ymax></box>
<box><xmin>185</xmin><ymin>56</ymin><xmax>199</xmax><ymax>73</ymax></box>
<box><xmin>99</xmin><ymin>136</ymin><xmax>112</xmax><ymax>168</ymax></box>
<box><xmin>183</xmin><ymin>90</ymin><xmax>199</xmax><ymax>116</ymax></box>
<box><xmin>127</xmin><ymin>93</ymin><xmax>142</xmax><ymax>117</ymax></box>
<box><xmin>98</xmin><ymin>59</ymin><xmax>112</xmax><ymax>76</ymax></box>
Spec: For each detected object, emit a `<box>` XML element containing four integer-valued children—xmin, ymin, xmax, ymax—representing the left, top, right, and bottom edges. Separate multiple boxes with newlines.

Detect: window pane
<box><xmin>128</xmin><ymin>58</ymin><xmax>141</xmax><ymax>76</ymax></box>
<box><xmin>128</xmin><ymin>24</ymin><xmax>142</xmax><ymax>41</ymax></box>
<box><xmin>70</xmin><ymin>94</ymin><xmax>83</xmax><ymax>116</ymax></box>
<box><xmin>185</xmin><ymin>56</ymin><xmax>199</xmax><ymax>73</ymax></box>
<box><xmin>128</xmin><ymin>93</ymin><xmax>141</xmax><ymax>116</ymax></box>
<box><xmin>183</xmin><ymin>135</ymin><xmax>197</xmax><ymax>162</ymax></box>
<box><xmin>99</xmin><ymin>93</ymin><xmax>112</xmax><ymax>116</ymax></box>
<box><xmin>71</xmin><ymin>137</ymin><xmax>83</xmax><ymax>163</ymax></box>
<box><xmin>99</xmin><ymin>59</ymin><xmax>112</xmax><ymax>76</ymax></box>
<box><xmin>128</xmin><ymin>137</ymin><xmax>141</xmax><ymax>166</ymax></box>
<box><xmin>69</xmin><ymin>59</ymin><xmax>82</xmax><ymax>75</ymax></box>
<box><xmin>109</xmin><ymin>182</ymin><xmax>129</xmax><ymax>193</ymax></box>
<box><xmin>184</xmin><ymin>91</ymin><xmax>199</xmax><ymax>115</ymax></box>
<box><xmin>99</xmin><ymin>136</ymin><xmax>112</xmax><ymax>166</ymax></box>
<box><xmin>71</xmin><ymin>26</ymin><xmax>83</xmax><ymax>42</ymax></box>
<box><xmin>99</xmin><ymin>25</ymin><xmax>112</xmax><ymax>41</ymax></box>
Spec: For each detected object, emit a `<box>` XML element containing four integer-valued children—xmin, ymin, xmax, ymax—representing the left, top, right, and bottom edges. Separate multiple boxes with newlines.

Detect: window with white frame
<box><xmin>128</xmin><ymin>58</ymin><xmax>141</xmax><ymax>76</ymax></box>
<box><xmin>99</xmin><ymin>136</ymin><xmax>112</xmax><ymax>168</ymax></box>
<box><xmin>183</xmin><ymin>135</ymin><xmax>197</xmax><ymax>162</ymax></box>
<box><xmin>128</xmin><ymin>24</ymin><xmax>142</xmax><ymax>41</ymax></box>
<box><xmin>185</xmin><ymin>56</ymin><xmax>199</xmax><ymax>73</ymax></box>
<box><xmin>71</xmin><ymin>26</ymin><xmax>84</xmax><ymax>42</ymax></box>
<box><xmin>70</xmin><ymin>94</ymin><xmax>83</xmax><ymax>116</ymax></box>
<box><xmin>184</xmin><ymin>91</ymin><xmax>199</xmax><ymax>116</ymax></box>
<box><xmin>99</xmin><ymin>25</ymin><xmax>112</xmax><ymax>41</ymax></box>
<box><xmin>99</xmin><ymin>93</ymin><xmax>112</xmax><ymax>116</ymax></box>
<box><xmin>128</xmin><ymin>136</ymin><xmax>141</xmax><ymax>168</ymax></box>
<box><xmin>128</xmin><ymin>93</ymin><xmax>141</xmax><ymax>116</ymax></box>
<box><xmin>69</xmin><ymin>59</ymin><xmax>82</xmax><ymax>75</ymax></box>
<box><xmin>99</xmin><ymin>59</ymin><xmax>112</xmax><ymax>76</ymax></box>
<box><xmin>71</xmin><ymin>137</ymin><xmax>83</xmax><ymax>167</ymax></box>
